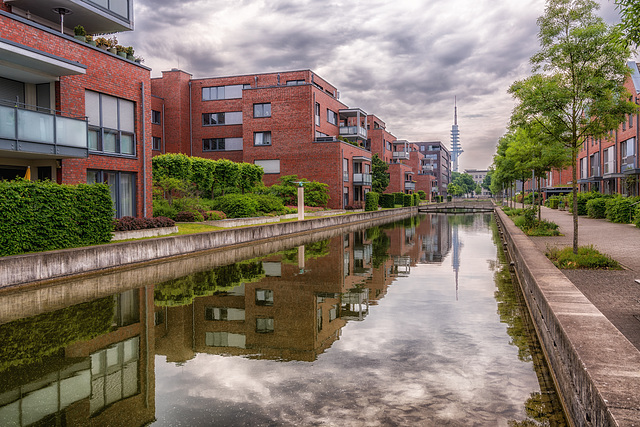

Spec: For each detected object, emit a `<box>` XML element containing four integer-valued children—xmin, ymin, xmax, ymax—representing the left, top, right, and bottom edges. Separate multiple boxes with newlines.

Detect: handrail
<box><xmin>0</xmin><ymin>98</ymin><xmax>87</xmax><ymax>121</ymax></box>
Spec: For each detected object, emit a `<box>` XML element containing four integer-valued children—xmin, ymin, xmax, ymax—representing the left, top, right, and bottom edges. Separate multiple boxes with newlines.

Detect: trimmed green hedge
<box><xmin>379</xmin><ymin>193</ymin><xmax>395</xmax><ymax>208</ymax></box>
<box><xmin>412</xmin><ymin>193</ymin><xmax>419</xmax><ymax>206</ymax></box>
<box><xmin>393</xmin><ymin>192</ymin><xmax>404</xmax><ymax>205</ymax></box>
<box><xmin>403</xmin><ymin>194</ymin><xmax>412</xmax><ymax>207</ymax></box>
<box><xmin>0</xmin><ymin>180</ymin><xmax>113</xmax><ymax>257</ymax></box>
<box><xmin>586</xmin><ymin>197</ymin><xmax>608</xmax><ymax>219</ymax></box>
<box><xmin>605</xmin><ymin>196</ymin><xmax>639</xmax><ymax>223</ymax></box>
<box><xmin>544</xmin><ymin>196</ymin><xmax>561</xmax><ymax>209</ymax></box>
<box><xmin>365</xmin><ymin>191</ymin><xmax>379</xmax><ymax>211</ymax></box>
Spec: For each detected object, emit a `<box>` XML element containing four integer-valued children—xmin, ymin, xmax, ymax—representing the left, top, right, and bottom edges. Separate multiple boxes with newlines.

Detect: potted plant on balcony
<box><xmin>95</xmin><ymin>37</ymin><xmax>109</xmax><ymax>50</ymax></box>
<box><xmin>73</xmin><ymin>25</ymin><xmax>86</xmax><ymax>42</ymax></box>
<box><xmin>116</xmin><ymin>45</ymin><xmax>127</xmax><ymax>58</ymax></box>
<box><xmin>85</xmin><ymin>35</ymin><xmax>96</xmax><ymax>46</ymax></box>
<box><xmin>125</xmin><ymin>46</ymin><xmax>135</xmax><ymax>61</ymax></box>
<box><xmin>107</xmin><ymin>36</ymin><xmax>118</xmax><ymax>54</ymax></box>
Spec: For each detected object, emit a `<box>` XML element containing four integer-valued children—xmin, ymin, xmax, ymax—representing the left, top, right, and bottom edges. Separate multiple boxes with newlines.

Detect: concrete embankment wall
<box><xmin>0</xmin><ymin>207</ymin><xmax>416</xmax><ymax>289</ymax></box>
<box><xmin>495</xmin><ymin>209</ymin><xmax>640</xmax><ymax>426</ymax></box>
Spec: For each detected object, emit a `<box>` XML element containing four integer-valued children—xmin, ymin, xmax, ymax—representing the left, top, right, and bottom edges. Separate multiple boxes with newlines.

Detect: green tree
<box><xmin>451</xmin><ymin>171</ymin><xmax>475</xmax><ymax>196</ymax></box>
<box><xmin>447</xmin><ymin>183</ymin><xmax>464</xmax><ymax>197</ymax></box>
<box><xmin>482</xmin><ymin>170</ymin><xmax>493</xmax><ymax>192</ymax></box>
<box><xmin>212</xmin><ymin>159</ymin><xmax>240</xmax><ymax>196</ymax></box>
<box><xmin>614</xmin><ymin>0</ymin><xmax>640</xmax><ymax>47</ymax></box>
<box><xmin>238</xmin><ymin>163</ymin><xmax>264</xmax><ymax>194</ymax></box>
<box><xmin>509</xmin><ymin>0</ymin><xmax>637</xmax><ymax>253</ymax></box>
<box><xmin>371</xmin><ymin>154</ymin><xmax>390</xmax><ymax>193</ymax></box>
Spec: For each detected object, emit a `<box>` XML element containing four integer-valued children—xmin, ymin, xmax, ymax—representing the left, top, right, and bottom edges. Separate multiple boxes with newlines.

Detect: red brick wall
<box><xmin>0</xmin><ymin>13</ymin><xmax>152</xmax><ymax>217</ymax></box>
<box><xmin>151</xmin><ymin>70</ymin><xmax>192</xmax><ymax>155</ymax></box>
<box><xmin>386</xmin><ymin>163</ymin><xmax>412</xmax><ymax>194</ymax></box>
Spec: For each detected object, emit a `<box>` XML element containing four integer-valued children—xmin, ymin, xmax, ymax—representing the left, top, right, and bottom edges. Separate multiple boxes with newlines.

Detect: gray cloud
<box><xmin>119</xmin><ymin>0</ymin><xmax>626</xmax><ymax>170</ymax></box>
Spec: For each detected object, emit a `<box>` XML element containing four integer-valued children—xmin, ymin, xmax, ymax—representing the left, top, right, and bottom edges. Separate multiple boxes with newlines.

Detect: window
<box><xmin>286</xmin><ymin>79</ymin><xmax>306</xmax><ymax>86</ymax></box>
<box><xmin>202</xmin><ymin>111</ymin><xmax>242</xmax><ymax>126</ymax></box>
<box><xmin>317</xmin><ymin>308</ymin><xmax>323</xmax><ymax>332</ymax></box>
<box><xmin>621</xmin><ymin>137</ymin><xmax>636</xmax><ymax>171</ymax></box>
<box><xmin>329</xmin><ymin>304</ymin><xmax>338</xmax><ymax>321</ymax></box>
<box><xmin>152</xmin><ymin>136</ymin><xmax>161</xmax><ymax>151</ymax></box>
<box><xmin>204</xmin><ymin>307</ymin><xmax>246</xmax><ymax>321</ymax></box>
<box><xmin>253</xmin><ymin>103</ymin><xmax>271</xmax><ymax>118</ymax></box>
<box><xmin>630</xmin><ymin>114</ymin><xmax>634</xmax><ymax>129</ymax></box>
<box><xmin>202</xmin><ymin>84</ymin><xmax>249</xmax><ymax>100</ymax></box>
<box><xmin>604</xmin><ymin>146</ymin><xmax>615</xmax><ymax>174</ymax></box>
<box><xmin>254</xmin><ymin>131</ymin><xmax>271</xmax><ymax>146</ymax></box>
<box><xmin>86</xmin><ymin>91</ymin><xmax>135</xmax><ymax>155</ymax></box>
<box><xmin>205</xmin><ymin>332</ymin><xmax>246</xmax><ymax>348</ymax></box>
<box><xmin>90</xmin><ymin>337</ymin><xmax>139</xmax><ymax>414</ymax></box>
<box><xmin>327</xmin><ymin>109</ymin><xmax>337</xmax><ymax>125</ymax></box>
<box><xmin>343</xmin><ymin>158</ymin><xmax>348</xmax><ymax>181</ymax></box>
<box><xmin>203</xmin><ymin>138</ymin><xmax>225</xmax><ymax>151</ymax></box>
<box><xmin>580</xmin><ymin>157</ymin><xmax>588</xmax><ymax>179</ymax></box>
<box><xmin>151</xmin><ymin>110</ymin><xmax>161</xmax><ymax>125</ymax></box>
<box><xmin>256</xmin><ymin>318</ymin><xmax>274</xmax><ymax>333</ymax></box>
<box><xmin>87</xmin><ymin>170</ymin><xmax>136</xmax><ymax>218</ymax></box>
<box><xmin>254</xmin><ymin>159</ymin><xmax>280</xmax><ymax>173</ymax></box>
<box><xmin>203</xmin><ymin>137</ymin><xmax>242</xmax><ymax>152</ymax></box>
<box><xmin>255</xmin><ymin>289</ymin><xmax>274</xmax><ymax>306</ymax></box>
<box><xmin>315</xmin><ymin>102</ymin><xmax>320</xmax><ymax>126</ymax></box>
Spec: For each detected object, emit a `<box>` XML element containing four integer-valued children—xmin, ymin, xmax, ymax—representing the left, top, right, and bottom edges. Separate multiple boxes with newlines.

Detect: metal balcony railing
<box><xmin>404</xmin><ymin>181</ymin><xmax>416</xmax><ymax>191</ymax></box>
<box><xmin>0</xmin><ymin>100</ymin><xmax>88</xmax><ymax>156</ymax></box>
<box><xmin>353</xmin><ymin>173</ymin><xmax>372</xmax><ymax>185</ymax></box>
<box><xmin>393</xmin><ymin>151</ymin><xmax>410</xmax><ymax>160</ymax></box>
<box><xmin>339</xmin><ymin>125</ymin><xmax>367</xmax><ymax>139</ymax></box>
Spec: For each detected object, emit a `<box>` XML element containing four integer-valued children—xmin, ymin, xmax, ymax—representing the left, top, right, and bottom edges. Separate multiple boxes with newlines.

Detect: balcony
<box><xmin>353</xmin><ymin>173</ymin><xmax>372</xmax><ymax>186</ymax></box>
<box><xmin>393</xmin><ymin>151</ymin><xmax>410</xmax><ymax>160</ymax></box>
<box><xmin>6</xmin><ymin>0</ymin><xmax>134</xmax><ymax>33</ymax></box>
<box><xmin>404</xmin><ymin>181</ymin><xmax>416</xmax><ymax>191</ymax></box>
<box><xmin>0</xmin><ymin>101</ymin><xmax>88</xmax><ymax>158</ymax></box>
<box><xmin>339</xmin><ymin>125</ymin><xmax>367</xmax><ymax>139</ymax></box>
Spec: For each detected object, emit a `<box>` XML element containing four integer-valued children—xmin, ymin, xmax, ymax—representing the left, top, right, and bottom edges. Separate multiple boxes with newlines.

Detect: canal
<box><xmin>0</xmin><ymin>213</ymin><xmax>566</xmax><ymax>426</ymax></box>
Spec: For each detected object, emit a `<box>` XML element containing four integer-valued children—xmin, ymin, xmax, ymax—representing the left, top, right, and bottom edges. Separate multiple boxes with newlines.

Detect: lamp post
<box><xmin>295</xmin><ymin>181</ymin><xmax>305</xmax><ymax>220</ymax></box>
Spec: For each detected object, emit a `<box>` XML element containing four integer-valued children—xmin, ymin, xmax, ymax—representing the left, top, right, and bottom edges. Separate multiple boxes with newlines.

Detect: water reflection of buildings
<box><xmin>0</xmin><ymin>288</ymin><xmax>155</xmax><ymax>427</ymax></box>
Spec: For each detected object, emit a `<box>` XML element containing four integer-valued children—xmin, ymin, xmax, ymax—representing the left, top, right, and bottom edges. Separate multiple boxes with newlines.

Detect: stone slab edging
<box><xmin>495</xmin><ymin>208</ymin><xmax>640</xmax><ymax>426</ymax></box>
<box><xmin>0</xmin><ymin>207</ymin><xmax>417</xmax><ymax>289</ymax></box>
<box><xmin>111</xmin><ymin>226</ymin><xmax>179</xmax><ymax>241</ymax></box>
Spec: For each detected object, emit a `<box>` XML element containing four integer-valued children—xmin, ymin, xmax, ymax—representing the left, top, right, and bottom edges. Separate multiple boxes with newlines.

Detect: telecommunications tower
<box><xmin>450</xmin><ymin>97</ymin><xmax>463</xmax><ymax>172</ymax></box>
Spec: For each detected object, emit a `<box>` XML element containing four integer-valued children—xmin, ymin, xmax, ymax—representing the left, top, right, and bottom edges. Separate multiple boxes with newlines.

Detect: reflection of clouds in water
<box><xmin>153</xmin><ymin>226</ymin><xmax>540</xmax><ymax>426</ymax></box>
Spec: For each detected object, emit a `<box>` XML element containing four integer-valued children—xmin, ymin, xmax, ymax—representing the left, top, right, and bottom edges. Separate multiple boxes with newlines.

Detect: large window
<box><xmin>327</xmin><ymin>109</ymin><xmax>337</xmax><ymax>125</ymax></box>
<box><xmin>256</xmin><ymin>318</ymin><xmax>274</xmax><ymax>333</ymax></box>
<box><xmin>621</xmin><ymin>138</ymin><xmax>636</xmax><ymax>171</ymax></box>
<box><xmin>86</xmin><ymin>91</ymin><xmax>135</xmax><ymax>155</ymax></box>
<box><xmin>255</xmin><ymin>289</ymin><xmax>274</xmax><ymax>306</ymax></box>
<box><xmin>315</xmin><ymin>102</ymin><xmax>320</xmax><ymax>126</ymax></box>
<box><xmin>87</xmin><ymin>170</ymin><xmax>136</xmax><ymax>218</ymax></box>
<box><xmin>254</xmin><ymin>159</ymin><xmax>280</xmax><ymax>174</ymax></box>
<box><xmin>202</xmin><ymin>111</ymin><xmax>242</xmax><ymax>126</ymax></box>
<box><xmin>203</xmin><ymin>137</ymin><xmax>243</xmax><ymax>151</ymax></box>
<box><xmin>202</xmin><ymin>84</ymin><xmax>250</xmax><ymax>101</ymax></box>
<box><xmin>253</xmin><ymin>103</ymin><xmax>271</xmax><ymax>118</ymax></box>
<box><xmin>254</xmin><ymin>131</ymin><xmax>271</xmax><ymax>146</ymax></box>
<box><xmin>604</xmin><ymin>146</ymin><xmax>615</xmax><ymax>174</ymax></box>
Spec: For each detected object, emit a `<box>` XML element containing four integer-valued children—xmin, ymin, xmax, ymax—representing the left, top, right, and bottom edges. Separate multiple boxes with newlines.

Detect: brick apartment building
<box><xmin>412</xmin><ymin>141</ymin><xmax>451</xmax><ymax>197</ymax></box>
<box><xmin>0</xmin><ymin>0</ymin><xmax>152</xmax><ymax>218</ymax></box>
<box><xmin>151</xmin><ymin>69</ymin><xmax>375</xmax><ymax>209</ymax></box>
<box><xmin>575</xmin><ymin>61</ymin><xmax>640</xmax><ymax>197</ymax></box>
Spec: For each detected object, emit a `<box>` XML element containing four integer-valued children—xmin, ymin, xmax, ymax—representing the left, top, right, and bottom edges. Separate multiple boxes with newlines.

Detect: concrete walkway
<box><xmin>527</xmin><ymin>206</ymin><xmax>640</xmax><ymax>350</ymax></box>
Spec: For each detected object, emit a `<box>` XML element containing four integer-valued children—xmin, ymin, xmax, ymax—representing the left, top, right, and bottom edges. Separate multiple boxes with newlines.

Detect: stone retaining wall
<box><xmin>495</xmin><ymin>208</ymin><xmax>640</xmax><ymax>426</ymax></box>
<box><xmin>0</xmin><ymin>207</ymin><xmax>416</xmax><ymax>289</ymax></box>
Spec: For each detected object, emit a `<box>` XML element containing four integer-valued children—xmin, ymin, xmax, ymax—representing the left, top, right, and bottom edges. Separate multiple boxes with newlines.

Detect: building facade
<box><xmin>412</xmin><ymin>141</ymin><xmax>451</xmax><ymax>197</ymax></box>
<box><xmin>0</xmin><ymin>0</ymin><xmax>152</xmax><ymax>218</ymax></box>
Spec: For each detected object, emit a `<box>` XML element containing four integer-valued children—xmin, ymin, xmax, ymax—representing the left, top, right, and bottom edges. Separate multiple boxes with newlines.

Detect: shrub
<box><xmin>153</xmin><ymin>199</ymin><xmax>178</xmax><ymax>219</ymax></box>
<box><xmin>545</xmin><ymin>196</ymin><xmax>561</xmax><ymax>209</ymax></box>
<box><xmin>0</xmin><ymin>180</ymin><xmax>113</xmax><ymax>256</ymax></box>
<box><xmin>175</xmin><ymin>211</ymin><xmax>204</xmax><ymax>222</ymax></box>
<box><xmin>211</xmin><ymin>194</ymin><xmax>259</xmax><ymax>218</ymax></box>
<box><xmin>204</xmin><ymin>210</ymin><xmax>226</xmax><ymax>221</ymax></box>
<box><xmin>417</xmin><ymin>190</ymin><xmax>427</xmax><ymax>200</ymax></box>
<box><xmin>250</xmin><ymin>194</ymin><xmax>286</xmax><ymax>215</ymax></box>
<box><xmin>403</xmin><ymin>194</ymin><xmax>412</xmax><ymax>207</ymax></box>
<box><xmin>393</xmin><ymin>192</ymin><xmax>404</xmax><ymax>205</ymax></box>
<box><xmin>566</xmin><ymin>192</ymin><xmax>602</xmax><ymax>216</ymax></box>
<box><xmin>379</xmin><ymin>193</ymin><xmax>395</xmax><ymax>208</ymax></box>
<box><xmin>605</xmin><ymin>196</ymin><xmax>639</xmax><ymax>223</ymax></box>
<box><xmin>634</xmin><ymin>205</ymin><xmax>640</xmax><ymax>228</ymax></box>
<box><xmin>447</xmin><ymin>195</ymin><xmax>452</xmax><ymax>202</ymax></box>
<box><xmin>546</xmin><ymin>245</ymin><xmax>621</xmax><ymax>270</ymax></box>
<box><xmin>586</xmin><ymin>197</ymin><xmax>607</xmax><ymax>219</ymax></box>
<box><xmin>113</xmin><ymin>216</ymin><xmax>176</xmax><ymax>231</ymax></box>
<box><xmin>365</xmin><ymin>192</ymin><xmax>379</xmax><ymax>211</ymax></box>
<box><xmin>412</xmin><ymin>193</ymin><xmax>419</xmax><ymax>206</ymax></box>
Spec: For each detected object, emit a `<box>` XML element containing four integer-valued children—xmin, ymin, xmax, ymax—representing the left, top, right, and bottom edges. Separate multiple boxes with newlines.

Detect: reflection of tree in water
<box><xmin>366</xmin><ymin>226</ymin><xmax>391</xmax><ymax>268</ymax></box>
<box><xmin>491</xmin><ymin>221</ymin><xmax>568</xmax><ymax>426</ymax></box>
<box><xmin>154</xmin><ymin>260</ymin><xmax>265</xmax><ymax>306</ymax></box>
<box><xmin>0</xmin><ymin>297</ymin><xmax>114</xmax><ymax>372</ymax></box>
<box><xmin>279</xmin><ymin>239</ymin><xmax>330</xmax><ymax>264</ymax></box>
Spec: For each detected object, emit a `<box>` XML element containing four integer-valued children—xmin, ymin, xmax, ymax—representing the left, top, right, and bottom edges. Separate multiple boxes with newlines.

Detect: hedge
<box><xmin>403</xmin><ymin>194</ymin><xmax>412</xmax><ymax>207</ymax></box>
<box><xmin>605</xmin><ymin>196</ymin><xmax>639</xmax><ymax>223</ymax></box>
<box><xmin>379</xmin><ymin>193</ymin><xmax>395</xmax><ymax>208</ymax></box>
<box><xmin>412</xmin><ymin>193</ymin><xmax>419</xmax><ymax>206</ymax></box>
<box><xmin>0</xmin><ymin>180</ymin><xmax>113</xmax><ymax>257</ymax></box>
<box><xmin>586</xmin><ymin>197</ymin><xmax>607</xmax><ymax>219</ymax></box>
<box><xmin>393</xmin><ymin>192</ymin><xmax>404</xmax><ymax>205</ymax></box>
<box><xmin>365</xmin><ymin>191</ymin><xmax>379</xmax><ymax>211</ymax></box>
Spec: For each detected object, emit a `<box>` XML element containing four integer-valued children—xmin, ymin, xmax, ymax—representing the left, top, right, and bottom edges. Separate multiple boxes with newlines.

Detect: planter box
<box><xmin>112</xmin><ymin>226</ymin><xmax>178</xmax><ymax>241</ymax></box>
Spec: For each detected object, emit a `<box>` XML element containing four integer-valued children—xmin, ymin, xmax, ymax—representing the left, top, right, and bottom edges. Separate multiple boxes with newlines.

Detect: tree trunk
<box><xmin>572</xmin><ymin>148</ymin><xmax>579</xmax><ymax>254</ymax></box>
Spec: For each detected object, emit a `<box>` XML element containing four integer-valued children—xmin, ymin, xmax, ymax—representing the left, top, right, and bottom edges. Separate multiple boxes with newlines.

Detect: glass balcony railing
<box><xmin>0</xmin><ymin>102</ymin><xmax>88</xmax><ymax>157</ymax></box>
<box><xmin>393</xmin><ymin>151</ymin><xmax>410</xmax><ymax>160</ymax></box>
<box><xmin>622</xmin><ymin>155</ymin><xmax>636</xmax><ymax>171</ymax></box>
<box><xmin>353</xmin><ymin>173</ymin><xmax>372</xmax><ymax>186</ymax></box>
<box><xmin>404</xmin><ymin>181</ymin><xmax>416</xmax><ymax>191</ymax></box>
<box><xmin>339</xmin><ymin>126</ymin><xmax>367</xmax><ymax>139</ymax></box>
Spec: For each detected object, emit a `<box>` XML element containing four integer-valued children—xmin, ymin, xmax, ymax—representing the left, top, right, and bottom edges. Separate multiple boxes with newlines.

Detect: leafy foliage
<box><xmin>0</xmin><ymin>180</ymin><xmax>113</xmax><ymax>256</ymax></box>
<box><xmin>372</xmin><ymin>154</ymin><xmax>390</xmax><ymax>193</ymax></box>
<box><xmin>113</xmin><ymin>216</ymin><xmax>175</xmax><ymax>231</ymax></box>
<box><xmin>546</xmin><ymin>245</ymin><xmax>621</xmax><ymax>269</ymax></box>
<box><xmin>605</xmin><ymin>195</ymin><xmax>640</xmax><ymax>223</ymax></box>
<box><xmin>365</xmin><ymin>191</ymin><xmax>379</xmax><ymax>211</ymax></box>
<box><xmin>379</xmin><ymin>193</ymin><xmax>395</xmax><ymax>208</ymax></box>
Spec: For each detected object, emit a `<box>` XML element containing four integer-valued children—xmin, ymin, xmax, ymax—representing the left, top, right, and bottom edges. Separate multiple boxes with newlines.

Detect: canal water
<box><xmin>0</xmin><ymin>214</ymin><xmax>566</xmax><ymax>426</ymax></box>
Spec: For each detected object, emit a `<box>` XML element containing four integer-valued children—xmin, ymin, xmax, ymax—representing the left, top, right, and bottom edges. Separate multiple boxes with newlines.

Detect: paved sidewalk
<box><xmin>524</xmin><ymin>206</ymin><xmax>640</xmax><ymax>350</ymax></box>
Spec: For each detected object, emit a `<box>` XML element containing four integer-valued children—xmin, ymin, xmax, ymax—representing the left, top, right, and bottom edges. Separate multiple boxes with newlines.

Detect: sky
<box><xmin>118</xmin><ymin>0</ymin><xmax>623</xmax><ymax>172</ymax></box>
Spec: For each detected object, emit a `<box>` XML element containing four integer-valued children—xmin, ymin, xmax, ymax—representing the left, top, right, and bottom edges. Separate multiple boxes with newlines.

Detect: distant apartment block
<box><xmin>412</xmin><ymin>141</ymin><xmax>451</xmax><ymax>196</ymax></box>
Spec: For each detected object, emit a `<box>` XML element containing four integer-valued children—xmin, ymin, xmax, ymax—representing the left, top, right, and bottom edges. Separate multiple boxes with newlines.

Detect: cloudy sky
<box><xmin>118</xmin><ymin>0</ymin><xmax>622</xmax><ymax>171</ymax></box>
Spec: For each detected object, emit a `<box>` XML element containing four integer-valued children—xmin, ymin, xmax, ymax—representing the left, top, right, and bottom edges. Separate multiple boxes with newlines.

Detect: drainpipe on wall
<box><xmin>162</xmin><ymin>103</ymin><xmax>166</xmax><ymax>154</ymax></box>
<box><xmin>189</xmin><ymin>81</ymin><xmax>193</xmax><ymax>157</ymax></box>
<box><xmin>141</xmin><ymin>82</ymin><xmax>147</xmax><ymax>217</ymax></box>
